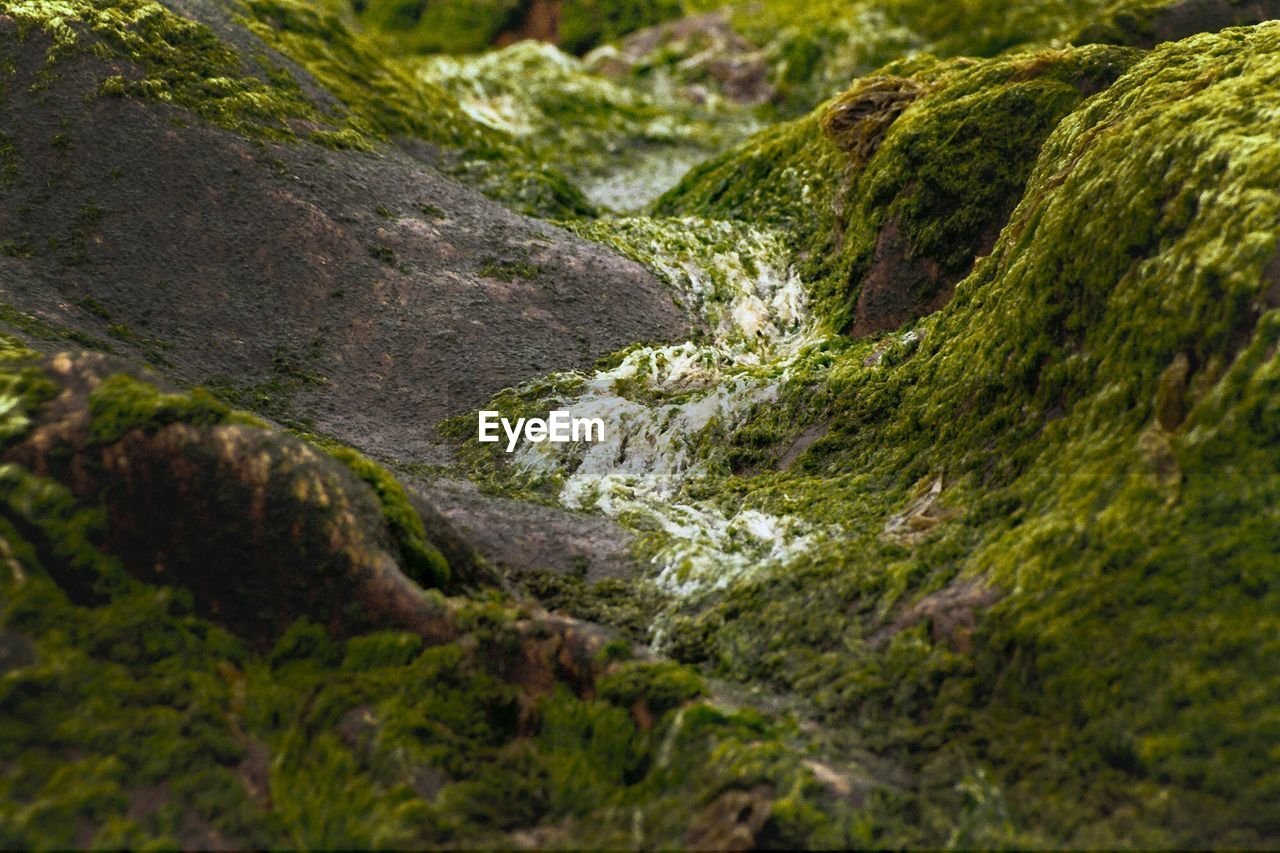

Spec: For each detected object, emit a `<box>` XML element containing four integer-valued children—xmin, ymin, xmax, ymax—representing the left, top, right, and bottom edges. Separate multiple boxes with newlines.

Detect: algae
<box><xmin>438</xmin><ymin>22</ymin><xmax>1280</xmax><ymax>844</ymax></box>
<box><xmin>411</xmin><ymin>39</ymin><xmax>752</xmax><ymax>210</ymax></box>
<box><xmin>0</xmin><ymin>0</ymin><xmax>595</xmax><ymax>217</ymax></box>
<box><xmin>5</xmin><ymin>0</ymin><xmax>1280</xmax><ymax>846</ymax></box>
<box><xmin>635</xmin><ymin>22</ymin><xmax>1280</xmax><ymax>845</ymax></box>
<box><xmin>0</xmin><ymin>458</ymin><xmax>853</xmax><ymax>846</ymax></box>
<box><xmin>2</xmin><ymin>0</ymin><xmax>336</xmax><ymax>142</ymax></box>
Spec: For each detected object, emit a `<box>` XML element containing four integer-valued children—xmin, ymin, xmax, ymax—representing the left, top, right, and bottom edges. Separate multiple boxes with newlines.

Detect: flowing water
<box><xmin>500</xmin><ymin>219</ymin><xmax>838</xmax><ymax>627</ymax></box>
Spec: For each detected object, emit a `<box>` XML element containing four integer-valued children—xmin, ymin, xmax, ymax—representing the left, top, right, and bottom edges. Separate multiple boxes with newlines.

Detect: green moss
<box><xmin>354</xmin><ymin>0</ymin><xmax>519</xmax><ymax>54</ymax></box>
<box><xmin>477</xmin><ymin>257</ymin><xmax>540</xmax><ymax>281</ymax></box>
<box><xmin>241</xmin><ymin>0</ymin><xmax>596</xmax><ymax>218</ymax></box>
<box><xmin>80</xmin><ymin>369</ymin><xmax>451</xmax><ymax>592</ymax></box>
<box><xmin>87</xmin><ymin>373</ymin><xmax>251</xmax><ymax>444</ymax></box>
<box><xmin>102</xmin><ymin>322</ymin><xmax>173</xmax><ymax>367</ymax></box>
<box><xmin>0</xmin><ymin>239</ymin><xmax>29</xmax><ymax>257</ymax></box>
<box><xmin>0</xmin><ymin>334</ymin><xmax>868</xmax><ymax>843</ymax></box>
<box><xmin>1</xmin><ymin>0</ymin><xmax>593</xmax><ymax>217</ymax></box>
<box><xmin>5</xmin><ymin>2</ymin><xmax>1278</xmax><ymax>846</ymax></box>
<box><xmin>75</xmin><ymin>296</ymin><xmax>111</xmax><ymax>320</ymax></box>
<box><xmin>596</xmin><ymin>659</ymin><xmax>706</xmax><ymax>716</ymax></box>
<box><xmin>660</xmin><ymin>45</ymin><xmax>1140</xmax><ymax>329</ymax></box>
<box><xmin>366</xmin><ymin>240</ymin><xmax>395</xmax><ymax>265</ymax></box>
<box><xmin>411</xmin><ymin>40</ymin><xmax>746</xmax><ymax>209</ymax></box>
<box><xmin>241</xmin><ymin>0</ymin><xmax>459</xmax><ymax>144</ymax></box>
<box><xmin>1072</xmin><ymin>0</ymin><xmax>1280</xmax><ymax>47</ymax></box>
<box><xmin>325</xmin><ymin>445</ymin><xmax>451</xmax><ymax>589</ymax></box>
<box><xmin>0</xmin><ymin>347</ymin><xmax>56</xmax><ymax>446</ymax></box>
<box><xmin>654</xmin><ymin>104</ymin><xmax>840</xmax><ymax>227</ymax></box>
<box><xmin>638</xmin><ymin>22</ymin><xmax>1280</xmax><ymax>846</ymax></box>
<box><xmin>646</xmin><ymin>0</ymin><xmax>1129</xmax><ymax>120</ymax></box>
<box><xmin>879</xmin><ymin>0</ymin><xmax>1117</xmax><ymax>56</ymax></box>
<box><xmin>0</xmin><ymin>470</ymin><xmax>850</xmax><ymax>845</ymax></box>
<box><xmin>0</xmin><ymin>130</ymin><xmax>17</xmax><ymax>185</ymax></box>
<box><xmin>353</xmin><ymin>0</ymin><xmax>683</xmax><ymax>56</ymax></box>
<box><xmin>511</xmin><ymin>567</ymin><xmax>670</xmax><ymax>643</ymax></box>
<box><xmin>0</xmin><ymin>299</ymin><xmax>112</xmax><ymax>350</ymax></box>
<box><xmin>4</xmin><ymin>0</ymin><xmax>340</xmax><ymax>143</ymax></box>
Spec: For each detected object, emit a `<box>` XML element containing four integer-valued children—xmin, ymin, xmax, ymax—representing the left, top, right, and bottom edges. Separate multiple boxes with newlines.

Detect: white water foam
<box><xmin>503</xmin><ymin>220</ymin><xmax>835</xmax><ymax>610</ymax></box>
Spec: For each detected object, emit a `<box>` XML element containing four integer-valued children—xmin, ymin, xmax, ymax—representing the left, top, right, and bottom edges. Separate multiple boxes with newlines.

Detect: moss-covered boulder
<box><xmin>661</xmin><ymin>21</ymin><xmax>1280</xmax><ymax>845</ymax></box>
<box><xmin>660</xmin><ymin>44</ymin><xmax>1140</xmax><ymax>333</ymax></box>
<box><xmin>0</xmin><ymin>350</ymin><xmax>459</xmax><ymax>646</ymax></box>
<box><xmin>240</xmin><ymin>0</ymin><xmax>596</xmax><ymax>217</ymax></box>
<box><xmin>0</xmin><ymin>0</ymin><xmax>595</xmax><ymax>217</ymax></box>
<box><xmin>0</xmin><ymin>344</ymin><xmax>860</xmax><ymax>847</ymax></box>
<box><xmin>1077</xmin><ymin>0</ymin><xmax>1280</xmax><ymax>47</ymax></box>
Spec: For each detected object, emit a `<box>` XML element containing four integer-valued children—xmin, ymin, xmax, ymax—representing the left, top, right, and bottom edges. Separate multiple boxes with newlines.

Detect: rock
<box><xmin>1082</xmin><ymin>0</ymin><xmax>1280</xmax><ymax>47</ymax></box>
<box><xmin>850</xmin><ymin>216</ymin><xmax>979</xmax><ymax>338</ymax></box>
<box><xmin>0</xmin><ymin>10</ymin><xmax>692</xmax><ymax>464</ymax></box>
<box><xmin>873</xmin><ymin>578</ymin><xmax>1002</xmax><ymax>653</ymax></box>
<box><xmin>589</xmin><ymin>11</ymin><xmax>775</xmax><ymax>105</ymax></box>
<box><xmin>881</xmin><ymin>475</ymin><xmax>957</xmax><ymax>544</ymax></box>
<box><xmin>3</xmin><ymin>351</ymin><xmax>458</xmax><ymax>648</ymax></box>
<box><xmin>0</xmin><ymin>350</ymin><xmax>632</xmax><ymax>699</ymax></box>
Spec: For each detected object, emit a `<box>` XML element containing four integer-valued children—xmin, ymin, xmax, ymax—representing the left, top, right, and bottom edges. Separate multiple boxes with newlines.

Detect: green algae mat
<box><xmin>2</xmin><ymin>0</ymin><xmax>1280</xmax><ymax>847</ymax></box>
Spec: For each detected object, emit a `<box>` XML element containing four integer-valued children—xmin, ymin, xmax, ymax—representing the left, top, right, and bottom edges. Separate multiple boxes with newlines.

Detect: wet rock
<box><xmin>409</xmin><ymin>475</ymin><xmax>644</xmax><ymax>582</ymax></box>
<box><xmin>587</xmin><ymin>11</ymin><xmax>774</xmax><ymax>105</ymax></box>
<box><xmin>1082</xmin><ymin>0</ymin><xmax>1280</xmax><ymax>47</ymax></box>
<box><xmin>776</xmin><ymin>420</ymin><xmax>831</xmax><ymax>470</ymax></box>
<box><xmin>851</xmin><ymin>217</ymin><xmax>984</xmax><ymax>338</ymax></box>
<box><xmin>0</xmin><ymin>19</ymin><xmax>691</xmax><ymax>463</ymax></box>
<box><xmin>873</xmin><ymin>578</ymin><xmax>1002</xmax><ymax>653</ymax></box>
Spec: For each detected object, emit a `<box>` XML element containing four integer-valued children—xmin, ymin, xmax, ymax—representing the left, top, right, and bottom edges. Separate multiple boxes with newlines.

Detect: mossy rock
<box><xmin>0</xmin><ymin>0</ymin><xmax>593</xmax><ymax>218</ymax></box>
<box><xmin>1075</xmin><ymin>0</ymin><xmax>1280</xmax><ymax>48</ymax></box>
<box><xmin>0</xmin><ymin>449</ymin><xmax>851</xmax><ymax>847</ymax></box>
<box><xmin>241</xmin><ymin>0</ymin><xmax>596</xmax><ymax>217</ymax></box>
<box><xmin>660</xmin><ymin>45</ymin><xmax>1140</xmax><ymax>333</ymax></box>
<box><xmin>664</xmin><ymin>21</ymin><xmax>1280</xmax><ymax>845</ymax></box>
<box><xmin>0</xmin><ymin>351</ymin><xmax>457</xmax><ymax>646</ymax></box>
